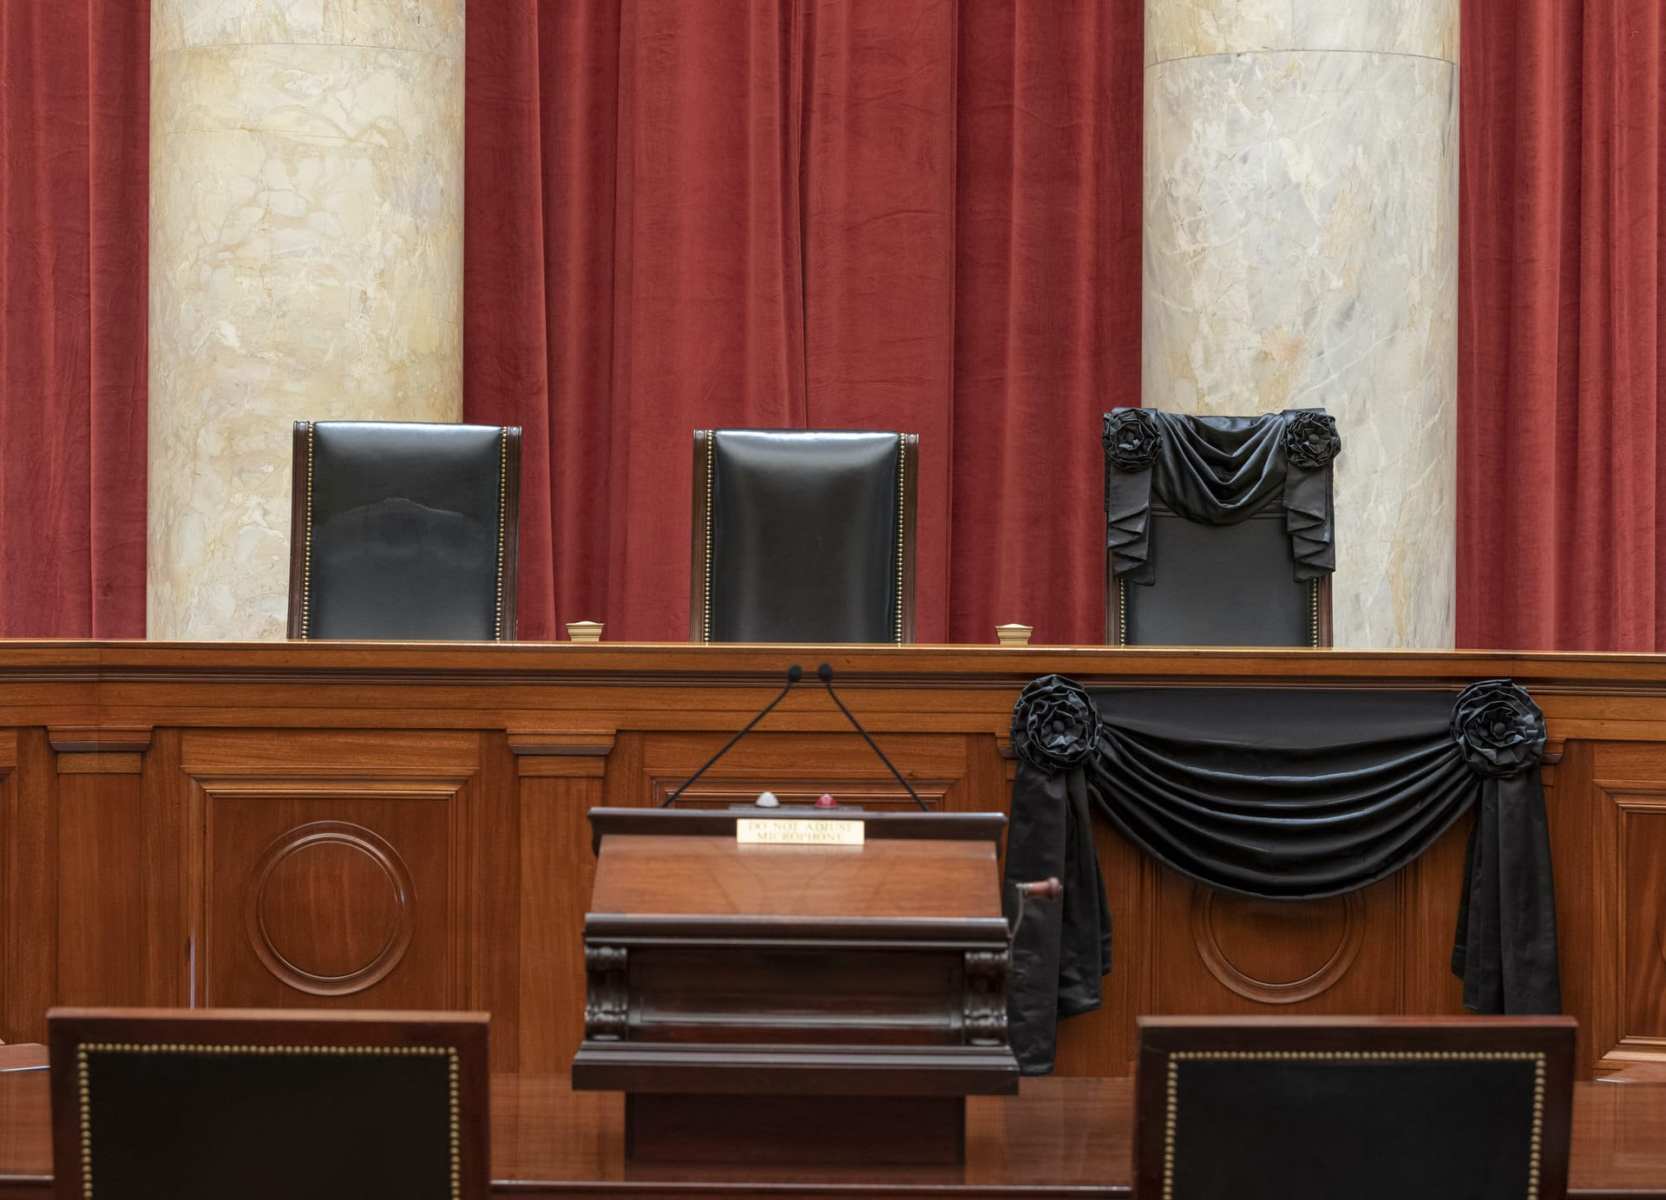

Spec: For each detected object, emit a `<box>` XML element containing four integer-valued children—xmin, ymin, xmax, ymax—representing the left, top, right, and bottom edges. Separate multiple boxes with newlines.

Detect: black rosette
<box><xmin>1283</xmin><ymin>411</ymin><xmax>1341</xmax><ymax>469</ymax></box>
<box><xmin>1102</xmin><ymin>409</ymin><xmax>1162</xmax><ymax>472</ymax></box>
<box><xmin>1450</xmin><ymin>679</ymin><xmax>1546</xmax><ymax>778</ymax></box>
<box><xmin>1012</xmin><ymin>675</ymin><xmax>1101</xmax><ymax>772</ymax></box>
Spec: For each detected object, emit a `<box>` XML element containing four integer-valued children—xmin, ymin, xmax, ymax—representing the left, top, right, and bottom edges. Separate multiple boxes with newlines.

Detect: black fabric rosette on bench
<box><xmin>1003</xmin><ymin>675</ymin><xmax>1561</xmax><ymax>1073</ymax></box>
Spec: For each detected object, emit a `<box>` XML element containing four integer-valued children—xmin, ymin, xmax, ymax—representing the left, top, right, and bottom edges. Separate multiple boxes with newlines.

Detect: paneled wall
<box><xmin>1</xmin><ymin>642</ymin><xmax>1662</xmax><ymax>1077</ymax></box>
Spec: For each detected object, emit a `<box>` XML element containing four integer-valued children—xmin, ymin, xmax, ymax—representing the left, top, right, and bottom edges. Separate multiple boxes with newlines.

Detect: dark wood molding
<box><xmin>587</xmin><ymin>806</ymin><xmax>1005</xmax><ymax>854</ymax></box>
<box><xmin>47</xmin><ymin>726</ymin><xmax>152</xmax><ymax>775</ymax></box>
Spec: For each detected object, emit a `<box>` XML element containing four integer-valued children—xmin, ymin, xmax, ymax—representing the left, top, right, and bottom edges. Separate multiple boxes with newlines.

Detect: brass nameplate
<box><xmin>736</xmin><ymin>818</ymin><xmax>865</xmax><ymax>846</ymax></box>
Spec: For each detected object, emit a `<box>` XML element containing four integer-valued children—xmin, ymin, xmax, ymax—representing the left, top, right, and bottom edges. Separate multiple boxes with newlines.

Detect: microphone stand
<box><xmin>816</xmin><ymin>663</ymin><xmax>929</xmax><ymax>812</ymax></box>
<box><xmin>661</xmin><ymin>664</ymin><xmax>803</xmax><ymax>807</ymax></box>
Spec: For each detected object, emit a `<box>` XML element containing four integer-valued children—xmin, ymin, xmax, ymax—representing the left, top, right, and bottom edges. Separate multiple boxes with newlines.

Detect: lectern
<box><xmin>571</xmin><ymin>807</ymin><xmax>1020</xmax><ymax>1165</ymax></box>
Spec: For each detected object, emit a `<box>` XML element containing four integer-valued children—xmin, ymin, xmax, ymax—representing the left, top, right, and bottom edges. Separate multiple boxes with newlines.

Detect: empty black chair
<box><xmin>690</xmin><ymin>429</ymin><xmax>917</xmax><ymax>643</ymax></box>
<box><xmin>1103</xmin><ymin>408</ymin><xmax>1339</xmax><ymax>646</ymax></box>
<box><xmin>1135</xmin><ymin>1016</ymin><xmax>1576</xmax><ymax>1200</ymax></box>
<box><xmin>288</xmin><ymin>420</ymin><xmax>521</xmax><ymax>640</ymax></box>
<box><xmin>49</xmin><ymin>1007</ymin><xmax>490</xmax><ymax>1200</ymax></box>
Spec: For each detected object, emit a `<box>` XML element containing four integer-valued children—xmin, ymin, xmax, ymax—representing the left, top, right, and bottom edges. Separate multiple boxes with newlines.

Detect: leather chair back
<box><xmin>691</xmin><ymin>430</ymin><xmax>917</xmax><ymax>643</ymax></box>
<box><xmin>1134</xmin><ymin>1017</ymin><xmax>1576</xmax><ymax>1200</ymax></box>
<box><xmin>1104</xmin><ymin>409</ymin><xmax>1336</xmax><ymax>647</ymax></box>
<box><xmin>49</xmin><ymin>1008</ymin><xmax>490</xmax><ymax>1200</ymax></box>
<box><xmin>288</xmin><ymin>421</ymin><xmax>521</xmax><ymax>640</ymax></box>
<box><xmin>1111</xmin><ymin>501</ymin><xmax>1332</xmax><ymax>646</ymax></box>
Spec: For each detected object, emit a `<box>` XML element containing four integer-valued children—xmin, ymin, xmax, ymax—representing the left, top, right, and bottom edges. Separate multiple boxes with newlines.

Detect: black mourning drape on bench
<box><xmin>1004</xmin><ymin>676</ymin><xmax>1561</xmax><ymax>1074</ymax></box>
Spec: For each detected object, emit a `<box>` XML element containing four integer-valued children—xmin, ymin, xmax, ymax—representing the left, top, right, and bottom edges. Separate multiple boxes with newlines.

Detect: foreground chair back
<box><xmin>1134</xmin><ymin>1016</ymin><xmax>1576</xmax><ymax>1200</ymax></box>
<box><xmin>691</xmin><ymin>429</ymin><xmax>917</xmax><ymax>643</ymax></box>
<box><xmin>289</xmin><ymin>420</ymin><xmax>522</xmax><ymax>640</ymax></box>
<box><xmin>49</xmin><ymin>1008</ymin><xmax>489</xmax><ymax>1200</ymax></box>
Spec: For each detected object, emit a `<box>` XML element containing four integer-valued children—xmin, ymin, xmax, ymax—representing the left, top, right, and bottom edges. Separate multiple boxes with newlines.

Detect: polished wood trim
<box><xmin>498</xmin><ymin>427</ymin><xmax>523</xmax><ymax>642</ymax></box>
<box><xmin>587</xmin><ymin>807</ymin><xmax>1004</xmax><ymax>852</ymax></box>
<box><xmin>581</xmin><ymin>914</ymin><xmax>1012</xmax><ymax>946</ymax></box>
<box><xmin>899</xmin><ymin>433</ymin><xmax>919</xmax><ymax>645</ymax></box>
<box><xmin>510</xmin><ymin>732</ymin><xmax>616</xmax><ymax>779</ymax></box>
<box><xmin>285</xmin><ymin>420</ymin><xmax>311</xmax><ymax>640</ymax></box>
<box><xmin>689</xmin><ymin>430</ymin><xmax>715</xmax><ymax>643</ymax></box>
<box><xmin>572</xmin><ymin>1043</ymin><xmax>1020</xmax><ymax>1095</ymax></box>
<box><xmin>1313</xmin><ymin>575</ymin><xmax>1335</xmax><ymax>647</ymax></box>
<box><xmin>49</xmin><ymin>726</ymin><xmax>151</xmax><ymax>775</ymax></box>
<box><xmin>46</xmin><ymin>726</ymin><xmax>151</xmax><ymax>754</ymax></box>
<box><xmin>14</xmin><ymin>638</ymin><xmax>1666</xmax><ymax>691</ymax></box>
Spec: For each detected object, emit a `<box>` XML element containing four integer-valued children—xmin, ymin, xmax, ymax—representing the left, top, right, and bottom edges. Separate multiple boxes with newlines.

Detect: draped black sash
<box><xmin>1104</xmin><ymin>409</ymin><xmax>1339</xmax><ymax>584</ymax></box>
<box><xmin>1004</xmin><ymin>676</ymin><xmax>1561</xmax><ymax>1074</ymax></box>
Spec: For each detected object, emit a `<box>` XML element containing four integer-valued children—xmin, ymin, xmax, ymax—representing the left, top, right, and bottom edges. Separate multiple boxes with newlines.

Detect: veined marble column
<box><xmin>149</xmin><ymin>1</ymin><xmax>463</xmax><ymax>639</ymax></box>
<box><xmin>1144</xmin><ymin>1</ymin><xmax>1457</xmax><ymax>648</ymax></box>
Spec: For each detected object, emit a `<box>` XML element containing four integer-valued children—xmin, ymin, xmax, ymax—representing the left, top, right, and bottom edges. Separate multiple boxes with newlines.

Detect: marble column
<box><xmin>1143</xmin><ymin>1</ymin><xmax>1457</xmax><ymax>648</ymax></box>
<box><xmin>148</xmin><ymin>1</ymin><xmax>464</xmax><ymax>639</ymax></box>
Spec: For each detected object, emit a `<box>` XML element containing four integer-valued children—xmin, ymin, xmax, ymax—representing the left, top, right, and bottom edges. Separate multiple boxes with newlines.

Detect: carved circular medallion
<box><xmin>1190</xmin><ymin>886</ymin><xmax>1364</xmax><ymax>1005</ymax></box>
<box><xmin>245</xmin><ymin>821</ymin><xmax>414</xmax><ymax>996</ymax></box>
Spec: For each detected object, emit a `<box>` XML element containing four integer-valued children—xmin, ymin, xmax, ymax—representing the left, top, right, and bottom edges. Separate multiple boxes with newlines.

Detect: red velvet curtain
<box><xmin>1459</xmin><ymin>0</ymin><xmax>1666</xmax><ymax>650</ymax></box>
<box><xmin>465</xmin><ymin>0</ymin><xmax>1141</xmax><ymax>643</ymax></box>
<box><xmin>0</xmin><ymin>2</ymin><xmax>149</xmax><ymax>638</ymax></box>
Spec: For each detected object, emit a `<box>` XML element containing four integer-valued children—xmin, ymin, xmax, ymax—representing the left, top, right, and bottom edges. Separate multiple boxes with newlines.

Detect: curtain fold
<box><xmin>1459</xmin><ymin>0</ymin><xmax>1666</xmax><ymax>650</ymax></box>
<box><xmin>464</xmin><ymin>0</ymin><xmax>1141</xmax><ymax>643</ymax></box>
<box><xmin>0</xmin><ymin>1</ymin><xmax>148</xmax><ymax>637</ymax></box>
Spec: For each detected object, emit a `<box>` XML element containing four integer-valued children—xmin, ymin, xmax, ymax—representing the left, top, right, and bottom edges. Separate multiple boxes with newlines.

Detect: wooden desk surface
<box><xmin>590</xmin><ymin>834</ymin><xmax>1003</xmax><ymax>920</ymax></box>
<box><xmin>0</xmin><ymin>1047</ymin><xmax>1660</xmax><ymax>1198</ymax></box>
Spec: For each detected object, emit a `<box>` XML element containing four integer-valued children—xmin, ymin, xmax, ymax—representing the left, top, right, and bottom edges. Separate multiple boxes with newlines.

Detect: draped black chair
<box><xmin>690</xmin><ymin>429</ymin><xmax>918</xmax><ymax>643</ymax></box>
<box><xmin>1134</xmin><ymin>1016</ymin><xmax>1576</xmax><ymax>1200</ymax></box>
<box><xmin>288</xmin><ymin>421</ymin><xmax>521</xmax><ymax>640</ymax></box>
<box><xmin>1103</xmin><ymin>408</ymin><xmax>1339</xmax><ymax>647</ymax></box>
<box><xmin>49</xmin><ymin>1008</ymin><xmax>490</xmax><ymax>1200</ymax></box>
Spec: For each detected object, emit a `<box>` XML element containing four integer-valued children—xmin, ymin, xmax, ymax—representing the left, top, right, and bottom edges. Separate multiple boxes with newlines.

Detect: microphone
<box><xmin>1006</xmin><ymin>876</ymin><xmax>1063</xmax><ymax>947</ymax></box>
<box><xmin>815</xmin><ymin>663</ymin><xmax>929</xmax><ymax>812</ymax></box>
<box><xmin>662</xmin><ymin>664</ymin><xmax>803</xmax><ymax>807</ymax></box>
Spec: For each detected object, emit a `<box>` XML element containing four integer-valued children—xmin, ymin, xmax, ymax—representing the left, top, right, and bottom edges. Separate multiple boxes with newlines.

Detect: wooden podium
<box><xmin>570</xmin><ymin>807</ymin><xmax>1021</xmax><ymax>1165</ymax></box>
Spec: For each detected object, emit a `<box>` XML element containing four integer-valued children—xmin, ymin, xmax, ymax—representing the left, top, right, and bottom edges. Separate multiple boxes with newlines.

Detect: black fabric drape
<box><xmin>1104</xmin><ymin>409</ymin><xmax>1339</xmax><ymax>584</ymax></box>
<box><xmin>1005</xmin><ymin>676</ymin><xmax>1560</xmax><ymax>1073</ymax></box>
<box><xmin>1002</xmin><ymin>768</ymin><xmax>1111</xmax><ymax>1074</ymax></box>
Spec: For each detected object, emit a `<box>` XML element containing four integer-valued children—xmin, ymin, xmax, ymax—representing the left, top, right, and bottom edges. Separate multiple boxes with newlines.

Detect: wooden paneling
<box><xmin>1582</xmin><ymin>742</ymin><xmax>1666</xmax><ymax>1073</ymax></box>
<box><xmin>518</xmin><ymin>774</ymin><xmax>605</xmax><ymax>1070</ymax></box>
<box><xmin>1621</xmin><ymin>804</ymin><xmax>1666</xmax><ymax>1043</ymax></box>
<box><xmin>55</xmin><ymin>773</ymin><xmax>152</xmax><ymax>1005</ymax></box>
<box><xmin>182</xmin><ymin>730</ymin><xmax>479</xmax><ymax>1020</ymax></box>
<box><xmin>6</xmin><ymin>642</ymin><xmax>1666</xmax><ymax>1076</ymax></box>
<box><xmin>1153</xmin><ymin>875</ymin><xmax>1398</xmax><ymax>1013</ymax></box>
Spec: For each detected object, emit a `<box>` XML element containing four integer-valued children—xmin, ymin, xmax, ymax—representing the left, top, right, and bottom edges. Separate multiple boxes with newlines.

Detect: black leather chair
<box><xmin>1103</xmin><ymin>408</ymin><xmax>1339</xmax><ymax>647</ymax></box>
<box><xmin>690</xmin><ymin>429</ymin><xmax>917</xmax><ymax>643</ymax></box>
<box><xmin>1135</xmin><ymin>1016</ymin><xmax>1576</xmax><ymax>1200</ymax></box>
<box><xmin>288</xmin><ymin>421</ymin><xmax>521</xmax><ymax>640</ymax></box>
<box><xmin>48</xmin><ymin>1007</ymin><xmax>490</xmax><ymax>1200</ymax></box>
